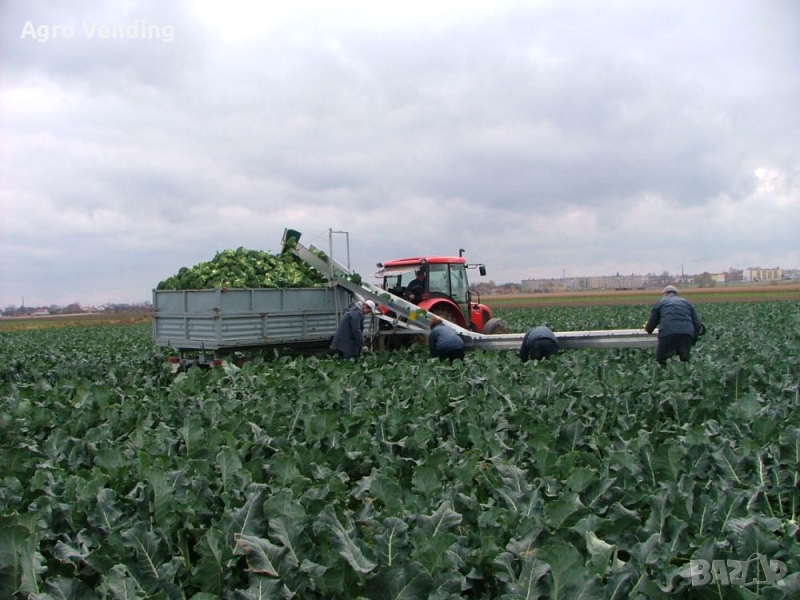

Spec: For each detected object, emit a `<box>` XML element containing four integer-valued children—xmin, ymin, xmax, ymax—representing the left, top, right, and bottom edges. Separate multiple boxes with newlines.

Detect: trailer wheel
<box><xmin>483</xmin><ymin>318</ymin><xmax>509</xmax><ymax>335</ymax></box>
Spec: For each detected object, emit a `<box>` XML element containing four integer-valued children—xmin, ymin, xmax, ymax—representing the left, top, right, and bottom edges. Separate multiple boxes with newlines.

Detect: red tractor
<box><xmin>376</xmin><ymin>254</ymin><xmax>508</xmax><ymax>334</ymax></box>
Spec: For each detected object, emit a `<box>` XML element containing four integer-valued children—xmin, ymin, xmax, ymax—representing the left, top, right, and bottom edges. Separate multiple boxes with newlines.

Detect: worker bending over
<box><xmin>428</xmin><ymin>316</ymin><xmax>465</xmax><ymax>361</ymax></box>
<box><xmin>520</xmin><ymin>325</ymin><xmax>560</xmax><ymax>362</ymax></box>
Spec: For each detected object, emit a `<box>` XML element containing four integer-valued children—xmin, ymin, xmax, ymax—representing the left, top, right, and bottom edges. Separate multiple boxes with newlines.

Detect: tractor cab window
<box><xmin>384</xmin><ymin>269</ymin><xmax>419</xmax><ymax>297</ymax></box>
<box><xmin>383</xmin><ymin>262</ymin><xmax>468</xmax><ymax>305</ymax></box>
<box><xmin>449</xmin><ymin>263</ymin><xmax>469</xmax><ymax>304</ymax></box>
<box><xmin>427</xmin><ymin>264</ymin><xmax>449</xmax><ymax>296</ymax></box>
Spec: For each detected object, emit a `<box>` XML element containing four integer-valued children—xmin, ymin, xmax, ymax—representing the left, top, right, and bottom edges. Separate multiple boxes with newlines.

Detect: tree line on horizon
<box><xmin>1</xmin><ymin>301</ymin><xmax>153</xmax><ymax>318</ymax></box>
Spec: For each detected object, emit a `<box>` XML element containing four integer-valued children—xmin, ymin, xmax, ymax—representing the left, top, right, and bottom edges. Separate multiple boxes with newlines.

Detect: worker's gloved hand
<box><xmin>642</xmin><ymin>322</ymin><xmax>648</xmax><ymax>330</ymax></box>
<box><xmin>361</xmin><ymin>346</ymin><xmax>370</xmax><ymax>354</ymax></box>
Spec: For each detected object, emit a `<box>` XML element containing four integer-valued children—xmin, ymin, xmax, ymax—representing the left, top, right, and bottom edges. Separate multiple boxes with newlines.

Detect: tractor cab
<box><xmin>376</xmin><ymin>256</ymin><xmax>506</xmax><ymax>334</ymax></box>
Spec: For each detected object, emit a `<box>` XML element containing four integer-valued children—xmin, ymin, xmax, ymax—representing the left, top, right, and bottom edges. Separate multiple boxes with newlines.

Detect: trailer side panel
<box><xmin>153</xmin><ymin>287</ymin><xmax>356</xmax><ymax>351</ymax></box>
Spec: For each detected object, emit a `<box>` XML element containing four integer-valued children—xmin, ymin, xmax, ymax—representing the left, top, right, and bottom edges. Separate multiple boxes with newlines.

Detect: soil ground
<box><xmin>0</xmin><ymin>312</ymin><xmax>152</xmax><ymax>331</ymax></box>
<box><xmin>482</xmin><ymin>282</ymin><xmax>800</xmax><ymax>309</ymax></box>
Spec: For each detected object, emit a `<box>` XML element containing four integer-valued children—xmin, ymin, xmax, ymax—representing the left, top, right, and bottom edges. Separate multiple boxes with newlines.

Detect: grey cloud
<box><xmin>1</xmin><ymin>0</ymin><xmax>798</xmax><ymax>306</ymax></box>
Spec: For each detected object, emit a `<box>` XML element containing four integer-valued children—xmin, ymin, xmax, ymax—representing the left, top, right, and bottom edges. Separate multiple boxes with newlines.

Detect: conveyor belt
<box><xmin>285</xmin><ymin>232</ymin><xmax>658</xmax><ymax>351</ymax></box>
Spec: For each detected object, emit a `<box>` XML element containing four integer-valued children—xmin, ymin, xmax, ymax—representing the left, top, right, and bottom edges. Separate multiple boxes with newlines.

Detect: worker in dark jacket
<box><xmin>645</xmin><ymin>286</ymin><xmax>703</xmax><ymax>365</ymax></box>
<box><xmin>520</xmin><ymin>325</ymin><xmax>560</xmax><ymax>362</ymax></box>
<box><xmin>331</xmin><ymin>300</ymin><xmax>376</xmax><ymax>359</ymax></box>
<box><xmin>405</xmin><ymin>270</ymin><xmax>426</xmax><ymax>304</ymax></box>
<box><xmin>428</xmin><ymin>316</ymin><xmax>465</xmax><ymax>361</ymax></box>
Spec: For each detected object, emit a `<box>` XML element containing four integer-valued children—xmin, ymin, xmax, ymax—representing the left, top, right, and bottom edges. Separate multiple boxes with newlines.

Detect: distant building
<box><xmin>522</xmin><ymin>273</ymin><xmax>648</xmax><ymax>292</ymax></box>
<box><xmin>594</xmin><ymin>274</ymin><xmax>648</xmax><ymax>289</ymax></box>
<box><xmin>522</xmin><ymin>278</ymin><xmax>575</xmax><ymax>293</ymax></box>
<box><xmin>743</xmin><ymin>267</ymin><xmax>783</xmax><ymax>282</ymax></box>
<box><xmin>711</xmin><ymin>273</ymin><xmax>726</xmax><ymax>284</ymax></box>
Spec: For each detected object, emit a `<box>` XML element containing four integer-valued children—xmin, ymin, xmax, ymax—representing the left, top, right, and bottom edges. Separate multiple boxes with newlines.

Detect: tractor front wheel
<box><xmin>483</xmin><ymin>318</ymin><xmax>509</xmax><ymax>335</ymax></box>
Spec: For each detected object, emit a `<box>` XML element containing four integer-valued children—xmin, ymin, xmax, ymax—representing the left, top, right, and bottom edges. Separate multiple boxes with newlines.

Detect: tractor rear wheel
<box><xmin>407</xmin><ymin>305</ymin><xmax>463</xmax><ymax>348</ymax></box>
<box><xmin>431</xmin><ymin>305</ymin><xmax>463</xmax><ymax>326</ymax></box>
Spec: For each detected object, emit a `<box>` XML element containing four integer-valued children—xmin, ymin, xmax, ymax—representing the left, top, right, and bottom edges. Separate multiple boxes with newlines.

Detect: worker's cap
<box><xmin>662</xmin><ymin>285</ymin><xmax>679</xmax><ymax>295</ymax></box>
<box><xmin>415</xmin><ymin>269</ymin><xmax>424</xmax><ymax>276</ymax></box>
<box><xmin>364</xmin><ymin>300</ymin><xmax>377</xmax><ymax>311</ymax></box>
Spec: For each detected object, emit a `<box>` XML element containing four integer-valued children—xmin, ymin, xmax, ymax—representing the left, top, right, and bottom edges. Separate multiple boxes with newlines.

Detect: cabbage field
<box><xmin>1</xmin><ymin>301</ymin><xmax>798</xmax><ymax>599</ymax></box>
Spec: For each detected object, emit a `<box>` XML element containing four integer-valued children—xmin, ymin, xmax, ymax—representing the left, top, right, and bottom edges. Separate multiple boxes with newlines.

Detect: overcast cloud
<box><xmin>1</xmin><ymin>0</ymin><xmax>798</xmax><ymax>307</ymax></box>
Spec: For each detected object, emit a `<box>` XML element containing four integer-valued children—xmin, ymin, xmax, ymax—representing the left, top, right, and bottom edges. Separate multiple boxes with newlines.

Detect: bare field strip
<box><xmin>484</xmin><ymin>283</ymin><xmax>800</xmax><ymax>309</ymax></box>
<box><xmin>0</xmin><ymin>312</ymin><xmax>152</xmax><ymax>331</ymax></box>
<box><xmin>1</xmin><ymin>284</ymin><xmax>798</xmax><ymax>330</ymax></box>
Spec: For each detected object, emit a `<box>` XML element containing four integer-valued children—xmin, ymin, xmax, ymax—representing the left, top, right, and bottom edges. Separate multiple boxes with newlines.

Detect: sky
<box><xmin>1</xmin><ymin>0</ymin><xmax>799</xmax><ymax>307</ymax></box>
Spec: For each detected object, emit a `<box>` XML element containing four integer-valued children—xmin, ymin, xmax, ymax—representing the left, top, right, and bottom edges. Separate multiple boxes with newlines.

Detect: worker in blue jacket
<box><xmin>645</xmin><ymin>286</ymin><xmax>704</xmax><ymax>365</ymax></box>
<box><xmin>428</xmin><ymin>316</ymin><xmax>465</xmax><ymax>361</ymax></box>
<box><xmin>520</xmin><ymin>325</ymin><xmax>560</xmax><ymax>362</ymax></box>
<box><xmin>331</xmin><ymin>300</ymin><xmax>376</xmax><ymax>359</ymax></box>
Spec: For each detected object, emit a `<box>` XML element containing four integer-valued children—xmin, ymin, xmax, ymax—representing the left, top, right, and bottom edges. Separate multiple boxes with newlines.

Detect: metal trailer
<box><xmin>152</xmin><ymin>286</ymin><xmax>377</xmax><ymax>368</ymax></box>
